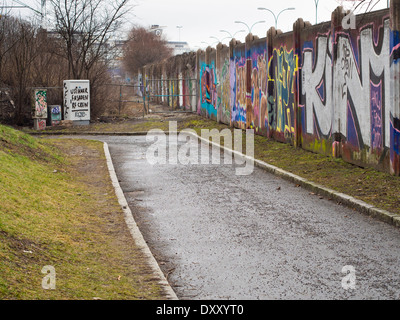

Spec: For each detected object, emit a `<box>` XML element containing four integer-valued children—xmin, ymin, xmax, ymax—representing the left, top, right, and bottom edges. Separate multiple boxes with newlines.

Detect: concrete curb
<box><xmin>103</xmin><ymin>142</ymin><xmax>179</xmax><ymax>300</ymax></box>
<box><xmin>30</xmin><ymin>131</ymin><xmax>152</xmax><ymax>136</ymax></box>
<box><xmin>189</xmin><ymin>131</ymin><xmax>400</xmax><ymax>229</ymax></box>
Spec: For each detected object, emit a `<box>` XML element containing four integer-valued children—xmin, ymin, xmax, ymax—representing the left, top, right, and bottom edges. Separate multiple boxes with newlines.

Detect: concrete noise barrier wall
<box><xmin>142</xmin><ymin>2</ymin><xmax>400</xmax><ymax>176</ymax></box>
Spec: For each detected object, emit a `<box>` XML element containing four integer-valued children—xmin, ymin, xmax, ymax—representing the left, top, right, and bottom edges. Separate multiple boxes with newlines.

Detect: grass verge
<box><xmin>0</xmin><ymin>124</ymin><xmax>165</xmax><ymax>300</ymax></box>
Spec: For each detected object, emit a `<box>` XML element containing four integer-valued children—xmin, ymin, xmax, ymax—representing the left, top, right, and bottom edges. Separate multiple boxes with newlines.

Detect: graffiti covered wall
<box><xmin>217</xmin><ymin>44</ymin><xmax>231</xmax><ymax>125</ymax></box>
<box><xmin>268</xmin><ymin>32</ymin><xmax>298</xmax><ymax>144</ymax></box>
<box><xmin>142</xmin><ymin>4</ymin><xmax>400</xmax><ymax>176</ymax></box>
<box><xmin>199</xmin><ymin>48</ymin><xmax>218</xmax><ymax>120</ymax></box>
<box><xmin>231</xmin><ymin>43</ymin><xmax>247</xmax><ymax>129</ymax></box>
<box><xmin>247</xmin><ymin>37</ymin><xmax>267</xmax><ymax>134</ymax></box>
<box><xmin>299</xmin><ymin>21</ymin><xmax>334</xmax><ymax>155</ymax></box>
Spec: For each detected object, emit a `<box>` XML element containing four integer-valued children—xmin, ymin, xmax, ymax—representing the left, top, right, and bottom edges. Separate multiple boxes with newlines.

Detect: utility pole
<box><xmin>0</xmin><ymin>0</ymin><xmax>45</xmax><ymax>26</ymax></box>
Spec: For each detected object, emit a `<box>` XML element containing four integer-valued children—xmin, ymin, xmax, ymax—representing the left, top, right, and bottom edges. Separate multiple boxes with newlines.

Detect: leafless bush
<box><xmin>122</xmin><ymin>26</ymin><xmax>173</xmax><ymax>76</ymax></box>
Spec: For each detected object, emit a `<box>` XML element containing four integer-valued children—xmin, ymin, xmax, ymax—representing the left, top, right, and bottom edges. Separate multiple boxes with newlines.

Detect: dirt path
<box><xmin>49</xmin><ymin>139</ymin><xmax>171</xmax><ymax>300</ymax></box>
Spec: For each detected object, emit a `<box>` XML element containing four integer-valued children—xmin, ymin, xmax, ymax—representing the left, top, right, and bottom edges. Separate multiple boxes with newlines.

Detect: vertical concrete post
<box><xmin>196</xmin><ymin>49</ymin><xmax>202</xmax><ymax>115</ymax></box>
<box><xmin>293</xmin><ymin>18</ymin><xmax>310</xmax><ymax>148</ymax></box>
<box><xmin>157</xmin><ymin>63</ymin><xmax>162</xmax><ymax>106</ymax></box>
<box><xmin>176</xmin><ymin>56</ymin><xmax>180</xmax><ymax>110</ymax></box>
<box><xmin>141</xmin><ymin>66</ymin><xmax>147</xmax><ymax>114</ymax></box>
<box><xmin>245</xmin><ymin>34</ymin><xmax>259</xmax><ymax>129</ymax></box>
<box><xmin>32</xmin><ymin>89</ymin><xmax>48</xmax><ymax>131</ymax></box>
<box><xmin>161</xmin><ymin>60</ymin><xmax>166</xmax><ymax>106</ymax></box>
<box><xmin>331</xmin><ymin>6</ymin><xmax>347</xmax><ymax>159</ymax></box>
<box><xmin>172</xmin><ymin>56</ymin><xmax>177</xmax><ymax>110</ymax></box>
<box><xmin>149</xmin><ymin>65</ymin><xmax>153</xmax><ymax>105</ymax></box>
<box><xmin>205</xmin><ymin>46</ymin><xmax>212</xmax><ymax>119</ymax></box>
<box><xmin>180</xmin><ymin>55</ymin><xmax>185</xmax><ymax>110</ymax></box>
<box><xmin>390</xmin><ymin>0</ymin><xmax>400</xmax><ymax>175</ymax></box>
<box><xmin>266</xmin><ymin>27</ymin><xmax>281</xmax><ymax>139</ymax></box>
<box><xmin>216</xmin><ymin>42</ymin><xmax>228</xmax><ymax>123</ymax></box>
<box><xmin>190</xmin><ymin>52</ymin><xmax>197</xmax><ymax>113</ymax></box>
<box><xmin>154</xmin><ymin>64</ymin><xmax>159</xmax><ymax>105</ymax></box>
<box><xmin>229</xmin><ymin>39</ymin><xmax>239</xmax><ymax>128</ymax></box>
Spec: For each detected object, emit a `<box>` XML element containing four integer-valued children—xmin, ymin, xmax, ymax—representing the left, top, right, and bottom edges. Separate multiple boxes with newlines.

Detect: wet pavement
<box><xmin>60</xmin><ymin>135</ymin><xmax>400</xmax><ymax>300</ymax></box>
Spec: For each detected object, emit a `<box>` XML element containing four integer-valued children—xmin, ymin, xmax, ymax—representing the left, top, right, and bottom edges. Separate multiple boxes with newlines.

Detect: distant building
<box><xmin>167</xmin><ymin>41</ymin><xmax>191</xmax><ymax>55</ymax></box>
<box><xmin>105</xmin><ymin>39</ymin><xmax>127</xmax><ymax>82</ymax></box>
<box><xmin>149</xmin><ymin>25</ymin><xmax>166</xmax><ymax>37</ymax></box>
<box><xmin>149</xmin><ymin>25</ymin><xmax>192</xmax><ymax>55</ymax></box>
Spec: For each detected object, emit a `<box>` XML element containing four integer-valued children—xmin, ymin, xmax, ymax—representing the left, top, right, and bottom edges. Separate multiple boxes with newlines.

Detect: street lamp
<box><xmin>257</xmin><ymin>7</ymin><xmax>295</xmax><ymax>30</ymax></box>
<box><xmin>220</xmin><ymin>29</ymin><xmax>246</xmax><ymax>40</ymax></box>
<box><xmin>176</xmin><ymin>26</ymin><xmax>183</xmax><ymax>42</ymax></box>
<box><xmin>234</xmin><ymin>20</ymin><xmax>266</xmax><ymax>35</ymax></box>
<box><xmin>209</xmin><ymin>36</ymin><xmax>231</xmax><ymax>44</ymax></box>
<box><xmin>314</xmin><ymin>0</ymin><xmax>320</xmax><ymax>24</ymax></box>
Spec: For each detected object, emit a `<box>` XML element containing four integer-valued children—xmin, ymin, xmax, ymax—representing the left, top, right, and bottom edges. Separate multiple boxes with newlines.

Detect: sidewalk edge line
<box><xmin>103</xmin><ymin>142</ymin><xmax>179</xmax><ymax>300</ymax></box>
<box><xmin>188</xmin><ymin>132</ymin><xmax>400</xmax><ymax>229</ymax></box>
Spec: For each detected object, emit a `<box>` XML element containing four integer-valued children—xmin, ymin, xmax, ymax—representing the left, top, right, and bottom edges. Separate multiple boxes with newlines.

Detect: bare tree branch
<box><xmin>49</xmin><ymin>0</ymin><xmax>132</xmax><ymax>79</ymax></box>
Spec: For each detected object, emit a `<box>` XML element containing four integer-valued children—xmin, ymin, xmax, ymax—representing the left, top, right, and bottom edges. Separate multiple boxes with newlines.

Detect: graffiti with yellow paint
<box><xmin>248</xmin><ymin>42</ymin><xmax>268</xmax><ymax>132</ymax></box>
<box><xmin>267</xmin><ymin>46</ymin><xmax>298</xmax><ymax>142</ymax></box>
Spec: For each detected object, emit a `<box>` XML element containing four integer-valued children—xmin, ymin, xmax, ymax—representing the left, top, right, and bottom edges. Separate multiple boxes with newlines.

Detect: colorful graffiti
<box><xmin>200</xmin><ymin>62</ymin><xmax>218</xmax><ymax>118</ymax></box>
<box><xmin>334</xmin><ymin>19</ymin><xmax>391</xmax><ymax>153</ymax></box>
<box><xmin>267</xmin><ymin>46</ymin><xmax>298</xmax><ymax>141</ymax></box>
<box><xmin>50</xmin><ymin>105</ymin><xmax>62</xmax><ymax>126</ymax></box>
<box><xmin>299</xmin><ymin>17</ymin><xmax>393</xmax><ymax>167</ymax></box>
<box><xmin>231</xmin><ymin>52</ymin><xmax>247</xmax><ymax>128</ymax></box>
<box><xmin>34</xmin><ymin>119</ymin><xmax>46</xmax><ymax>131</ymax></box>
<box><xmin>143</xmin><ymin>7</ymin><xmax>400</xmax><ymax>175</ymax></box>
<box><xmin>249</xmin><ymin>44</ymin><xmax>268</xmax><ymax>131</ymax></box>
<box><xmin>34</xmin><ymin>89</ymin><xmax>47</xmax><ymax>119</ymax></box>
<box><xmin>390</xmin><ymin>29</ymin><xmax>400</xmax><ymax>175</ymax></box>
<box><xmin>218</xmin><ymin>57</ymin><xmax>231</xmax><ymax>125</ymax></box>
<box><xmin>301</xmin><ymin>33</ymin><xmax>333</xmax><ymax>139</ymax></box>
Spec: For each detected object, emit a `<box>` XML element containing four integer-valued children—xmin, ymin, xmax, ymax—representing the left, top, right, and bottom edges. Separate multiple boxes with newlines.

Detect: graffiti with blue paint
<box><xmin>267</xmin><ymin>46</ymin><xmax>298</xmax><ymax>141</ymax></box>
<box><xmin>231</xmin><ymin>45</ymin><xmax>247</xmax><ymax>128</ymax></box>
<box><xmin>200</xmin><ymin>62</ymin><xmax>218</xmax><ymax>119</ymax></box>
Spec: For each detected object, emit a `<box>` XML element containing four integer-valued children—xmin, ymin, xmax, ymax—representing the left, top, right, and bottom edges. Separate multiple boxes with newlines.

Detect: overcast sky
<box><xmin>122</xmin><ymin>0</ymin><xmax>388</xmax><ymax>49</ymax></box>
<box><xmin>4</xmin><ymin>0</ymin><xmax>389</xmax><ymax>49</ymax></box>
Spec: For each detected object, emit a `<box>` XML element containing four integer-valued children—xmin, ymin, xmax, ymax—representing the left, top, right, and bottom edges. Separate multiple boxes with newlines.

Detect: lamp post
<box><xmin>220</xmin><ymin>29</ymin><xmax>246</xmax><ymax>40</ymax></box>
<box><xmin>210</xmin><ymin>36</ymin><xmax>231</xmax><ymax>44</ymax></box>
<box><xmin>257</xmin><ymin>7</ymin><xmax>295</xmax><ymax>30</ymax></box>
<box><xmin>176</xmin><ymin>26</ymin><xmax>183</xmax><ymax>42</ymax></box>
<box><xmin>234</xmin><ymin>20</ymin><xmax>266</xmax><ymax>35</ymax></box>
<box><xmin>1</xmin><ymin>0</ymin><xmax>46</xmax><ymax>27</ymax></box>
<box><xmin>314</xmin><ymin>0</ymin><xmax>320</xmax><ymax>24</ymax></box>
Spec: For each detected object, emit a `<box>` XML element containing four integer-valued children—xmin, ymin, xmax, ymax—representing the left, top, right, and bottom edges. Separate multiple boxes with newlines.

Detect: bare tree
<box><xmin>122</xmin><ymin>26</ymin><xmax>173</xmax><ymax>76</ymax></box>
<box><xmin>49</xmin><ymin>0</ymin><xmax>132</xmax><ymax>80</ymax></box>
<box><xmin>0</xmin><ymin>15</ymin><xmax>21</xmax><ymax>83</ymax></box>
<box><xmin>2</xmin><ymin>18</ymin><xmax>42</xmax><ymax>124</ymax></box>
